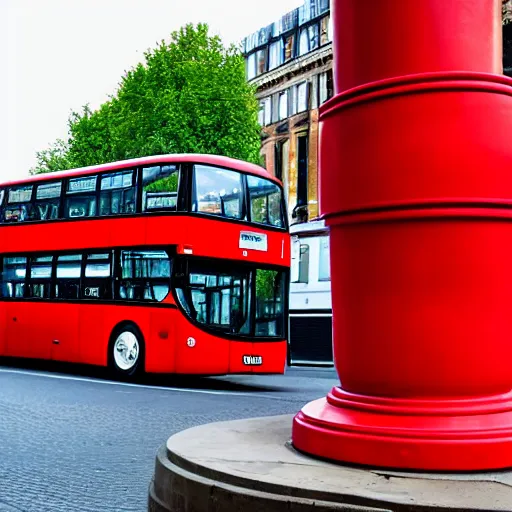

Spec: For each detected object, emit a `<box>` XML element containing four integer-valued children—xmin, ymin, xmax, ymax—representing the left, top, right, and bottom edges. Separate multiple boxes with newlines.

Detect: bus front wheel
<box><xmin>109</xmin><ymin>323</ymin><xmax>144</xmax><ymax>379</ymax></box>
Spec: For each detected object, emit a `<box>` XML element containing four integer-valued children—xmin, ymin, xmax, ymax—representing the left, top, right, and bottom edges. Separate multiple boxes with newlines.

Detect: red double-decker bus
<box><xmin>0</xmin><ymin>154</ymin><xmax>290</xmax><ymax>378</ymax></box>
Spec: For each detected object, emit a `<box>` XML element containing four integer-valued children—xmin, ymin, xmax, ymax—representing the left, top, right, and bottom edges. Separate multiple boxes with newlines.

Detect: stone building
<box><xmin>242</xmin><ymin>0</ymin><xmax>333</xmax><ymax>226</ymax></box>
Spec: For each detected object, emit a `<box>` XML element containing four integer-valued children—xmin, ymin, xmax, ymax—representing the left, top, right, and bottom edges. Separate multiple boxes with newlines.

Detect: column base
<box><xmin>292</xmin><ymin>387</ymin><xmax>512</xmax><ymax>471</ymax></box>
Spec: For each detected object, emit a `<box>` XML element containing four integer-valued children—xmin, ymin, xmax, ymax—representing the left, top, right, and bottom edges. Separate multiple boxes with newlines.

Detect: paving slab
<box><xmin>148</xmin><ymin>414</ymin><xmax>512</xmax><ymax>511</ymax></box>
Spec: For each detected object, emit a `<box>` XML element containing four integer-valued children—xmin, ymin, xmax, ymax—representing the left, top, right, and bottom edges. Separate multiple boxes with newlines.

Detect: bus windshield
<box><xmin>174</xmin><ymin>258</ymin><xmax>286</xmax><ymax>338</ymax></box>
<box><xmin>192</xmin><ymin>164</ymin><xmax>285</xmax><ymax>228</ymax></box>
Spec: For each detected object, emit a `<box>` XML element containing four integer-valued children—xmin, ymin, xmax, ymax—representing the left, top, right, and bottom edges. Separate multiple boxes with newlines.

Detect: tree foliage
<box><xmin>30</xmin><ymin>23</ymin><xmax>261</xmax><ymax>175</ymax></box>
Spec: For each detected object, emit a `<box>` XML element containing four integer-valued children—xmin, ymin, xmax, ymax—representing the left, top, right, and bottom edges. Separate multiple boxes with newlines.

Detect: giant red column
<box><xmin>292</xmin><ymin>0</ymin><xmax>512</xmax><ymax>471</ymax></box>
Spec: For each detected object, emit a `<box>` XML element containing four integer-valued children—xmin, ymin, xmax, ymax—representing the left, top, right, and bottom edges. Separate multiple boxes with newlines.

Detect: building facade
<box><xmin>242</xmin><ymin>0</ymin><xmax>333</xmax><ymax>226</ymax></box>
<box><xmin>243</xmin><ymin>1</ymin><xmax>335</xmax><ymax>366</ymax></box>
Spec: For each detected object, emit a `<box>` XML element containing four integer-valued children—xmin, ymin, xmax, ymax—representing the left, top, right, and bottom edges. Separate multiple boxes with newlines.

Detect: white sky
<box><xmin>0</xmin><ymin>0</ymin><xmax>302</xmax><ymax>181</ymax></box>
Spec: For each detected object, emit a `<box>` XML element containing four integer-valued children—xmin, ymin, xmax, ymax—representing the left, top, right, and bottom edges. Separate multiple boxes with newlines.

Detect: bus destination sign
<box><xmin>239</xmin><ymin>231</ymin><xmax>268</xmax><ymax>252</ymax></box>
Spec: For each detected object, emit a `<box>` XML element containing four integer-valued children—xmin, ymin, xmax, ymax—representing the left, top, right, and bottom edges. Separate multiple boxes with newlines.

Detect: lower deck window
<box><xmin>175</xmin><ymin>259</ymin><xmax>286</xmax><ymax>338</ymax></box>
<box><xmin>119</xmin><ymin>249</ymin><xmax>171</xmax><ymax>302</ymax></box>
<box><xmin>1</xmin><ymin>257</ymin><xmax>27</xmax><ymax>298</ymax></box>
<box><xmin>255</xmin><ymin>269</ymin><xmax>285</xmax><ymax>337</ymax></box>
<box><xmin>0</xmin><ymin>248</ymin><xmax>172</xmax><ymax>304</ymax></box>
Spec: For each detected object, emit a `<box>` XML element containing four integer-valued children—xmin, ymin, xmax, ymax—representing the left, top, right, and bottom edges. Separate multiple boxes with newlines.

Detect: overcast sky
<box><xmin>0</xmin><ymin>0</ymin><xmax>302</xmax><ymax>181</ymax></box>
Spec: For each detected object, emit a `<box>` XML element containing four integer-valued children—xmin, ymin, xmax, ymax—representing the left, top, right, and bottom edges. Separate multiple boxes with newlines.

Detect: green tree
<box><xmin>30</xmin><ymin>23</ymin><xmax>261</xmax><ymax>175</ymax></box>
<box><xmin>31</xmin><ymin>138</ymin><xmax>74</xmax><ymax>174</ymax></box>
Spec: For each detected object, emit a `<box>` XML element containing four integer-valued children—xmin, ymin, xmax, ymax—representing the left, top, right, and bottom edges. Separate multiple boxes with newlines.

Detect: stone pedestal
<box><xmin>148</xmin><ymin>415</ymin><xmax>512</xmax><ymax>511</ymax></box>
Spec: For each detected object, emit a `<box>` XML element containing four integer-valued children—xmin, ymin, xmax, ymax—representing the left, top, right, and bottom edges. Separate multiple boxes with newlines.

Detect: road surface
<box><xmin>0</xmin><ymin>359</ymin><xmax>337</xmax><ymax>512</ymax></box>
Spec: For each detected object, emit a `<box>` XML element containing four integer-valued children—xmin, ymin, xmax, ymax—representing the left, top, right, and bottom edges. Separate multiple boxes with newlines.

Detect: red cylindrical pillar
<box><xmin>292</xmin><ymin>0</ymin><xmax>512</xmax><ymax>471</ymax></box>
<box><xmin>332</xmin><ymin>0</ymin><xmax>503</xmax><ymax>92</ymax></box>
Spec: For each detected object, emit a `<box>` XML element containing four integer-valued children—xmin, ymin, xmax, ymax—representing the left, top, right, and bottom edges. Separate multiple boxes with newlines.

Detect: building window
<box><xmin>257</xmin><ymin>48</ymin><xmax>267</xmax><ymax>75</ymax></box>
<box><xmin>319</xmin><ymin>69</ymin><xmax>334</xmax><ymax>104</ymax></box>
<box><xmin>247</xmin><ymin>52</ymin><xmax>257</xmax><ymax>80</ymax></box>
<box><xmin>264</xmin><ymin>97</ymin><xmax>271</xmax><ymax>124</ymax></box>
<box><xmin>320</xmin><ymin>15</ymin><xmax>331</xmax><ymax>45</ymax></box>
<box><xmin>297</xmin><ymin>82</ymin><xmax>308</xmax><ymax>113</ymax></box>
<box><xmin>279</xmin><ymin>91</ymin><xmax>289</xmax><ymax>120</ymax></box>
<box><xmin>297</xmin><ymin>135</ymin><xmax>309</xmax><ymax>210</ymax></box>
<box><xmin>258</xmin><ymin>103</ymin><xmax>265</xmax><ymax>126</ymax></box>
<box><xmin>299</xmin><ymin>24</ymin><xmax>319</xmax><ymax>56</ymax></box>
<box><xmin>319</xmin><ymin>236</ymin><xmax>331</xmax><ymax>281</ymax></box>
<box><xmin>319</xmin><ymin>0</ymin><xmax>329</xmax><ymax>14</ymax></box>
<box><xmin>274</xmin><ymin>141</ymin><xmax>284</xmax><ymax>181</ymax></box>
<box><xmin>269</xmin><ymin>40</ymin><xmax>283</xmax><ymax>70</ymax></box>
<box><xmin>275</xmin><ymin>139</ymin><xmax>290</xmax><ymax>207</ymax></box>
<box><xmin>284</xmin><ymin>34</ymin><xmax>295</xmax><ymax>62</ymax></box>
<box><xmin>259</xmin><ymin>97</ymin><xmax>272</xmax><ymax>126</ymax></box>
<box><xmin>289</xmin><ymin>86</ymin><xmax>297</xmax><ymax>117</ymax></box>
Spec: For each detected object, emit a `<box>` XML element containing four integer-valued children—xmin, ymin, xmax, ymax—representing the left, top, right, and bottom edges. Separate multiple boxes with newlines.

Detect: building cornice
<box><xmin>249</xmin><ymin>43</ymin><xmax>333</xmax><ymax>91</ymax></box>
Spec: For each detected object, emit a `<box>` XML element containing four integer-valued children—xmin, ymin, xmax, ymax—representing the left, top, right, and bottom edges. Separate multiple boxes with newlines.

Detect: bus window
<box><xmin>318</xmin><ymin>236</ymin><xmax>330</xmax><ymax>281</ymax></box>
<box><xmin>28</xmin><ymin>255</ymin><xmax>53</xmax><ymax>299</ymax></box>
<box><xmin>66</xmin><ymin>176</ymin><xmax>97</xmax><ymax>218</ymax></box>
<box><xmin>292</xmin><ymin>243</ymin><xmax>309</xmax><ymax>284</ymax></box>
<box><xmin>118</xmin><ymin>249</ymin><xmax>171</xmax><ymax>302</ymax></box>
<box><xmin>4</xmin><ymin>185</ymin><xmax>34</xmax><ymax>223</ymax></box>
<box><xmin>247</xmin><ymin>176</ymin><xmax>283</xmax><ymax>228</ymax></box>
<box><xmin>255</xmin><ymin>269</ymin><xmax>285</xmax><ymax>337</ymax></box>
<box><xmin>142</xmin><ymin>165</ymin><xmax>179</xmax><ymax>212</ymax></box>
<box><xmin>34</xmin><ymin>182</ymin><xmax>62</xmax><ymax>221</ymax></box>
<box><xmin>55</xmin><ymin>254</ymin><xmax>82</xmax><ymax>299</ymax></box>
<box><xmin>192</xmin><ymin>165</ymin><xmax>244</xmax><ymax>220</ymax></box>
<box><xmin>1</xmin><ymin>256</ymin><xmax>27</xmax><ymax>298</ymax></box>
<box><xmin>175</xmin><ymin>261</ymin><xmax>251</xmax><ymax>335</ymax></box>
<box><xmin>83</xmin><ymin>253</ymin><xmax>112</xmax><ymax>300</ymax></box>
<box><xmin>100</xmin><ymin>171</ymin><xmax>136</xmax><ymax>216</ymax></box>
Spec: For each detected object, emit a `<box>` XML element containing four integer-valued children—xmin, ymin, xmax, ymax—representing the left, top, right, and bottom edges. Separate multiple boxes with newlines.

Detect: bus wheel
<box><xmin>109</xmin><ymin>324</ymin><xmax>144</xmax><ymax>379</ymax></box>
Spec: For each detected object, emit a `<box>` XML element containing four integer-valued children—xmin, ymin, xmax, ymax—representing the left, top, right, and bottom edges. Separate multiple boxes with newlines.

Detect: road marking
<box><xmin>0</xmin><ymin>367</ymin><xmax>291</xmax><ymax>400</ymax></box>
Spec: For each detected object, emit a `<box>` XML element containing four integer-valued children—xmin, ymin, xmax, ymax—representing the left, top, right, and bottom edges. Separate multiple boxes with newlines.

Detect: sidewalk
<box><xmin>149</xmin><ymin>414</ymin><xmax>512</xmax><ymax>511</ymax></box>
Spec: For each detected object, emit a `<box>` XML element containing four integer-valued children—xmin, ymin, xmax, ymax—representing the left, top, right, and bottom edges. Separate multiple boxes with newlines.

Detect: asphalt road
<box><xmin>0</xmin><ymin>359</ymin><xmax>338</xmax><ymax>512</ymax></box>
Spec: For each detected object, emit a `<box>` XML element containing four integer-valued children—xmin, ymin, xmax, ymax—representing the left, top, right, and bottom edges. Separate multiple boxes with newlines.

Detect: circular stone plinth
<box><xmin>148</xmin><ymin>414</ymin><xmax>512</xmax><ymax>511</ymax></box>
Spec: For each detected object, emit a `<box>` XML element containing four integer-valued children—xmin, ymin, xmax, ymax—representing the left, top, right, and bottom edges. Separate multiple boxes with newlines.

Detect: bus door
<box><xmin>6</xmin><ymin>302</ymin><xmax>51</xmax><ymax>360</ymax></box>
<box><xmin>146</xmin><ymin>301</ymin><xmax>176</xmax><ymax>373</ymax></box>
<box><xmin>50</xmin><ymin>303</ymin><xmax>80</xmax><ymax>363</ymax></box>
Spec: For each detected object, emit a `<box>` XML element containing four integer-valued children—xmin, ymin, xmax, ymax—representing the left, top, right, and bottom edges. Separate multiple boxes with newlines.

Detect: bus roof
<box><xmin>2</xmin><ymin>154</ymin><xmax>282</xmax><ymax>188</ymax></box>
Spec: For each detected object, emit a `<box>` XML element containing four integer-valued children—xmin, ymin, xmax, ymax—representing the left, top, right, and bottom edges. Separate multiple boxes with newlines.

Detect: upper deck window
<box><xmin>4</xmin><ymin>185</ymin><xmax>34</xmax><ymax>223</ymax></box>
<box><xmin>66</xmin><ymin>176</ymin><xmax>98</xmax><ymax>218</ymax></box>
<box><xmin>142</xmin><ymin>165</ymin><xmax>179</xmax><ymax>212</ymax></box>
<box><xmin>100</xmin><ymin>171</ymin><xmax>136</xmax><ymax>216</ymax></box>
<box><xmin>192</xmin><ymin>165</ymin><xmax>244</xmax><ymax>220</ymax></box>
<box><xmin>247</xmin><ymin>175</ymin><xmax>284</xmax><ymax>228</ymax></box>
<box><xmin>34</xmin><ymin>181</ymin><xmax>62</xmax><ymax>221</ymax></box>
